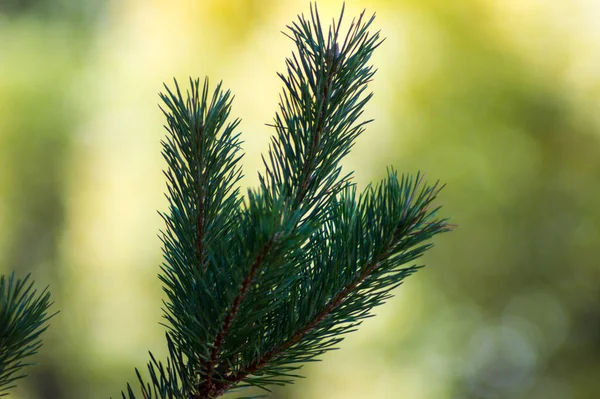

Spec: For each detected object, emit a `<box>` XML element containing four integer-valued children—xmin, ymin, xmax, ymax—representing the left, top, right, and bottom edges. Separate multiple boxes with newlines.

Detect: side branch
<box><xmin>211</xmin><ymin>181</ymin><xmax>445</xmax><ymax>396</ymax></box>
<box><xmin>209</xmin><ymin>253</ymin><xmax>388</xmax><ymax>398</ymax></box>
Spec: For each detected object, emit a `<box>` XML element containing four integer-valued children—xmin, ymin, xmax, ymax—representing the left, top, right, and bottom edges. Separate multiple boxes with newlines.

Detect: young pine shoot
<box><xmin>120</xmin><ymin>4</ymin><xmax>453</xmax><ymax>399</ymax></box>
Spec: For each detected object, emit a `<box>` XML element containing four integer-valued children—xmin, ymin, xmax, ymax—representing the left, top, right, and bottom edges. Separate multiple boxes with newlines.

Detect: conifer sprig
<box><xmin>262</xmin><ymin>3</ymin><xmax>382</xmax><ymax>217</ymax></box>
<box><xmin>0</xmin><ymin>272</ymin><xmax>56</xmax><ymax>396</ymax></box>
<box><xmin>119</xmin><ymin>4</ymin><xmax>453</xmax><ymax>399</ymax></box>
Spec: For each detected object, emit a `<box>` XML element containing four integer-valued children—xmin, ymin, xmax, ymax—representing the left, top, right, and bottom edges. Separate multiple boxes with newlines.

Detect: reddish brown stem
<box><xmin>198</xmin><ymin>239</ymin><xmax>274</xmax><ymax>398</ymax></box>
<box><xmin>208</xmin><ymin>248</ymin><xmax>392</xmax><ymax>398</ymax></box>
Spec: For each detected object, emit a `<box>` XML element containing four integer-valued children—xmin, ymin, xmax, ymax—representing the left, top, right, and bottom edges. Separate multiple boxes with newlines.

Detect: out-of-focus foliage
<box><xmin>0</xmin><ymin>0</ymin><xmax>101</xmax><ymax>25</ymax></box>
<box><xmin>1</xmin><ymin>0</ymin><xmax>598</xmax><ymax>398</ymax></box>
<box><xmin>0</xmin><ymin>272</ymin><xmax>55</xmax><ymax>396</ymax></box>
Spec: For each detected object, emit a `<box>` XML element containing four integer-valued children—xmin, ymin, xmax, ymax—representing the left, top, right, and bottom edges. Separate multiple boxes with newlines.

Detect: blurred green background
<box><xmin>1</xmin><ymin>0</ymin><xmax>598</xmax><ymax>398</ymax></box>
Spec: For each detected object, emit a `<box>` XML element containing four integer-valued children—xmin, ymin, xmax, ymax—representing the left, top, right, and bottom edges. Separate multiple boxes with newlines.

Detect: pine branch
<box><xmin>0</xmin><ymin>272</ymin><xmax>56</xmax><ymax>397</ymax></box>
<box><xmin>119</xmin><ymin>3</ymin><xmax>454</xmax><ymax>398</ymax></box>
<box><xmin>262</xmin><ymin>3</ymin><xmax>382</xmax><ymax>217</ymax></box>
<box><xmin>209</xmin><ymin>171</ymin><xmax>451</xmax><ymax>395</ymax></box>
